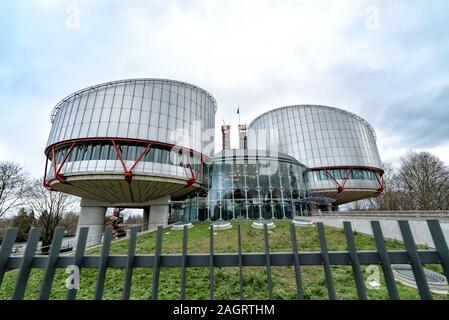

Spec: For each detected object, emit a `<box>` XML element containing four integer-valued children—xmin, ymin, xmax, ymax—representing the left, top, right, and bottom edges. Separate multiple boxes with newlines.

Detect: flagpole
<box><xmin>237</xmin><ymin>105</ymin><xmax>240</xmax><ymax>125</ymax></box>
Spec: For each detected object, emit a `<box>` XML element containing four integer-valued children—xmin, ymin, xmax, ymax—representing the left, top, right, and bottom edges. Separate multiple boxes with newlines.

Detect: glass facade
<box><xmin>171</xmin><ymin>149</ymin><xmax>315</xmax><ymax>222</ymax></box>
<box><xmin>50</xmin><ymin>141</ymin><xmax>206</xmax><ymax>183</ymax></box>
<box><xmin>47</xmin><ymin>79</ymin><xmax>216</xmax><ymax>155</ymax></box>
<box><xmin>310</xmin><ymin>169</ymin><xmax>378</xmax><ymax>182</ymax></box>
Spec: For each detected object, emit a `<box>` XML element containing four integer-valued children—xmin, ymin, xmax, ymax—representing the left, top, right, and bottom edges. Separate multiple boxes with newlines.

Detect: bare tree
<box><xmin>61</xmin><ymin>211</ymin><xmax>79</xmax><ymax>235</ymax></box>
<box><xmin>372</xmin><ymin>162</ymin><xmax>413</xmax><ymax>210</ymax></box>
<box><xmin>397</xmin><ymin>151</ymin><xmax>449</xmax><ymax>210</ymax></box>
<box><xmin>0</xmin><ymin>161</ymin><xmax>30</xmax><ymax>218</ymax></box>
<box><xmin>26</xmin><ymin>179</ymin><xmax>79</xmax><ymax>252</ymax></box>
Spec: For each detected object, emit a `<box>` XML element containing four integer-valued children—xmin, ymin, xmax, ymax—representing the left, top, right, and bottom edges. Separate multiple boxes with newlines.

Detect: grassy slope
<box><xmin>0</xmin><ymin>220</ymin><xmax>447</xmax><ymax>300</ymax></box>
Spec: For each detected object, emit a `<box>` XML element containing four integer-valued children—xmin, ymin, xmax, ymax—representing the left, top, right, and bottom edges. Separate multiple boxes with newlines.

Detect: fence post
<box><xmin>93</xmin><ymin>226</ymin><xmax>113</xmax><ymax>300</ymax></box>
<box><xmin>151</xmin><ymin>226</ymin><xmax>163</xmax><ymax>300</ymax></box>
<box><xmin>12</xmin><ymin>228</ymin><xmax>41</xmax><ymax>300</ymax></box>
<box><xmin>0</xmin><ymin>229</ymin><xmax>18</xmax><ymax>287</ymax></box>
<box><xmin>180</xmin><ymin>225</ymin><xmax>188</xmax><ymax>300</ymax></box>
<box><xmin>370</xmin><ymin>221</ymin><xmax>399</xmax><ymax>300</ymax></box>
<box><xmin>398</xmin><ymin>221</ymin><xmax>432</xmax><ymax>300</ymax></box>
<box><xmin>426</xmin><ymin>220</ymin><xmax>449</xmax><ymax>281</ymax></box>
<box><xmin>316</xmin><ymin>222</ymin><xmax>336</xmax><ymax>300</ymax></box>
<box><xmin>122</xmin><ymin>226</ymin><xmax>138</xmax><ymax>300</ymax></box>
<box><xmin>290</xmin><ymin>223</ymin><xmax>304</xmax><ymax>299</ymax></box>
<box><xmin>39</xmin><ymin>227</ymin><xmax>65</xmax><ymax>300</ymax></box>
<box><xmin>209</xmin><ymin>224</ymin><xmax>214</xmax><ymax>300</ymax></box>
<box><xmin>66</xmin><ymin>227</ymin><xmax>88</xmax><ymax>300</ymax></box>
<box><xmin>343</xmin><ymin>221</ymin><xmax>367</xmax><ymax>300</ymax></box>
<box><xmin>237</xmin><ymin>224</ymin><xmax>244</xmax><ymax>300</ymax></box>
<box><xmin>263</xmin><ymin>223</ymin><xmax>273</xmax><ymax>299</ymax></box>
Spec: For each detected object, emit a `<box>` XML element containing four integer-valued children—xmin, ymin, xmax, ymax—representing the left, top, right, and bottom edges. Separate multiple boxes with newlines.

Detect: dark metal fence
<box><xmin>0</xmin><ymin>219</ymin><xmax>448</xmax><ymax>300</ymax></box>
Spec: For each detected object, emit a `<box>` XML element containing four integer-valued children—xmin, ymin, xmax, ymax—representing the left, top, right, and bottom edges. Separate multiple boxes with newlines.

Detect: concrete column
<box><xmin>148</xmin><ymin>195</ymin><xmax>171</xmax><ymax>230</ymax></box>
<box><xmin>326</xmin><ymin>204</ymin><xmax>333</xmax><ymax>212</ymax></box>
<box><xmin>143</xmin><ymin>207</ymin><xmax>150</xmax><ymax>231</ymax></box>
<box><xmin>76</xmin><ymin>198</ymin><xmax>107</xmax><ymax>247</ymax></box>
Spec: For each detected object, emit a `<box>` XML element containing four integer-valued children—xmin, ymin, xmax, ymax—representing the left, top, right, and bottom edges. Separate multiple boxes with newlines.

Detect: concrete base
<box><xmin>292</xmin><ymin>218</ymin><xmax>314</xmax><ymax>227</ymax></box>
<box><xmin>148</xmin><ymin>195</ymin><xmax>171</xmax><ymax>230</ymax></box>
<box><xmin>76</xmin><ymin>201</ymin><xmax>106</xmax><ymax>247</ymax></box>
<box><xmin>210</xmin><ymin>221</ymin><xmax>232</xmax><ymax>230</ymax></box>
<box><xmin>392</xmin><ymin>264</ymin><xmax>449</xmax><ymax>295</ymax></box>
<box><xmin>172</xmin><ymin>222</ymin><xmax>194</xmax><ymax>230</ymax></box>
<box><xmin>74</xmin><ymin>195</ymin><xmax>170</xmax><ymax>247</ymax></box>
<box><xmin>143</xmin><ymin>207</ymin><xmax>150</xmax><ymax>230</ymax></box>
<box><xmin>252</xmin><ymin>220</ymin><xmax>276</xmax><ymax>229</ymax></box>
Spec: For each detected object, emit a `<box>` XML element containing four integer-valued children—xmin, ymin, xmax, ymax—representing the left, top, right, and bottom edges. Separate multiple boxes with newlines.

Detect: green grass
<box><xmin>0</xmin><ymin>220</ymin><xmax>448</xmax><ymax>300</ymax></box>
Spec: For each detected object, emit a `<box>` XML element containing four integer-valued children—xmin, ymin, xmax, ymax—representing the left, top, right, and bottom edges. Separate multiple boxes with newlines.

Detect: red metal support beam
<box><xmin>43</xmin><ymin>156</ymin><xmax>50</xmax><ymax>189</ymax></box>
<box><xmin>373</xmin><ymin>170</ymin><xmax>385</xmax><ymax>192</ymax></box>
<box><xmin>324</xmin><ymin>170</ymin><xmax>342</xmax><ymax>190</ymax></box>
<box><xmin>111</xmin><ymin>140</ymin><xmax>153</xmax><ymax>183</ymax></box>
<box><xmin>51</xmin><ymin>146</ymin><xmax>57</xmax><ymax>178</ymax></box>
<box><xmin>50</xmin><ymin>143</ymin><xmax>76</xmax><ymax>184</ymax></box>
<box><xmin>51</xmin><ymin>146</ymin><xmax>65</xmax><ymax>184</ymax></box>
<box><xmin>339</xmin><ymin>168</ymin><xmax>353</xmax><ymax>192</ymax></box>
<box><xmin>111</xmin><ymin>140</ymin><xmax>128</xmax><ymax>174</ymax></box>
<box><xmin>56</xmin><ymin>142</ymin><xmax>76</xmax><ymax>176</ymax></box>
<box><xmin>186</xmin><ymin>157</ymin><xmax>204</xmax><ymax>187</ymax></box>
<box><xmin>126</xmin><ymin>142</ymin><xmax>152</xmax><ymax>182</ymax></box>
<box><xmin>323</xmin><ymin>168</ymin><xmax>353</xmax><ymax>193</ymax></box>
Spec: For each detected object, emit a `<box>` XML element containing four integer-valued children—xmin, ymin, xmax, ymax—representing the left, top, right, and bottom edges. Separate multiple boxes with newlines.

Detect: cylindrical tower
<box><xmin>44</xmin><ymin>79</ymin><xmax>216</xmax><ymax>204</ymax></box>
<box><xmin>248</xmin><ymin>104</ymin><xmax>383</xmax><ymax>205</ymax></box>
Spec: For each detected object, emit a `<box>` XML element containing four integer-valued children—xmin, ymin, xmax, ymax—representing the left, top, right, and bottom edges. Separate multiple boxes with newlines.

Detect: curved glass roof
<box><xmin>249</xmin><ymin>104</ymin><xmax>377</xmax><ymax>141</ymax></box>
<box><xmin>50</xmin><ymin>78</ymin><xmax>218</xmax><ymax>123</ymax></box>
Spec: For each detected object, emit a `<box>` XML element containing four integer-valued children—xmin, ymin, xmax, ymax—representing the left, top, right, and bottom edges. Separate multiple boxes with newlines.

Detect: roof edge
<box><xmin>249</xmin><ymin>104</ymin><xmax>377</xmax><ymax>141</ymax></box>
<box><xmin>50</xmin><ymin>78</ymin><xmax>217</xmax><ymax>123</ymax></box>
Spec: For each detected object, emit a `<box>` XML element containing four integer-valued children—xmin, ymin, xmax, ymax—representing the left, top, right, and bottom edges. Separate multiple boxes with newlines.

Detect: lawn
<box><xmin>0</xmin><ymin>220</ymin><xmax>447</xmax><ymax>300</ymax></box>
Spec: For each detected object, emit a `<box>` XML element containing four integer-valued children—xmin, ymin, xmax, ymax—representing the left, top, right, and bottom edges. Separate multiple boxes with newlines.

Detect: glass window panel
<box><xmin>110</xmin><ymin>108</ymin><xmax>121</xmax><ymax>122</ymax></box>
<box><xmin>120</xmin><ymin>108</ymin><xmax>131</xmax><ymax>122</ymax></box>
<box><xmin>122</xmin><ymin>95</ymin><xmax>133</xmax><ymax>109</ymax></box>
<box><xmin>104</xmin><ymin>94</ymin><xmax>114</xmax><ymax>108</ymax></box>
<box><xmin>130</xmin><ymin>109</ymin><xmax>140</xmax><ymax>123</ymax></box>
<box><xmin>134</xmin><ymin>83</ymin><xmax>144</xmax><ymax>97</ymax></box>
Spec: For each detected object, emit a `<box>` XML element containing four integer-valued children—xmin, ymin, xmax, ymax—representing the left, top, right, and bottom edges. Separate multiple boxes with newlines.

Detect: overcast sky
<box><xmin>1</xmin><ymin>0</ymin><xmax>448</xmax><ymax>179</ymax></box>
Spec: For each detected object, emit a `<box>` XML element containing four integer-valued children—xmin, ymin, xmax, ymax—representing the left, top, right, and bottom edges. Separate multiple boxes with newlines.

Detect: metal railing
<box><xmin>0</xmin><ymin>219</ymin><xmax>448</xmax><ymax>300</ymax></box>
<box><xmin>319</xmin><ymin>210</ymin><xmax>449</xmax><ymax>219</ymax></box>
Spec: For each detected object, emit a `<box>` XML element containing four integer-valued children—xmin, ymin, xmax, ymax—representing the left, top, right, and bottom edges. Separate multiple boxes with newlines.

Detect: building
<box><xmin>168</xmin><ymin>148</ymin><xmax>334</xmax><ymax>224</ymax></box>
<box><xmin>206</xmin><ymin>148</ymin><xmax>332</xmax><ymax>221</ymax></box>
<box><xmin>221</xmin><ymin>124</ymin><xmax>231</xmax><ymax>150</ymax></box>
<box><xmin>44</xmin><ymin>78</ymin><xmax>216</xmax><ymax>244</ymax></box>
<box><xmin>248</xmin><ymin>105</ymin><xmax>384</xmax><ymax>206</ymax></box>
<box><xmin>238</xmin><ymin>124</ymin><xmax>248</xmax><ymax>149</ymax></box>
<box><xmin>44</xmin><ymin>80</ymin><xmax>382</xmax><ymax>243</ymax></box>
